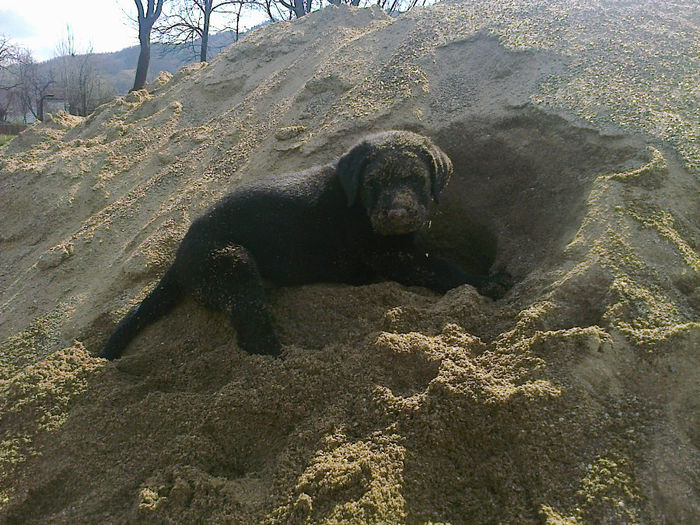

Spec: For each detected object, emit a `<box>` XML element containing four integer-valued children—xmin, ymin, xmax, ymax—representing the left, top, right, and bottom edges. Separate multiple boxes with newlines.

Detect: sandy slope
<box><xmin>0</xmin><ymin>1</ymin><xmax>698</xmax><ymax>523</ymax></box>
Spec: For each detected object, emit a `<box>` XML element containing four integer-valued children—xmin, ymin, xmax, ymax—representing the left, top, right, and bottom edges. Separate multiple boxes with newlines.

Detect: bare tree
<box><xmin>250</xmin><ymin>0</ymin><xmax>284</xmax><ymax>23</ymax></box>
<box><xmin>1</xmin><ymin>35</ymin><xmax>17</xmax><ymax>70</ymax></box>
<box><xmin>155</xmin><ymin>1</ymin><xmax>247</xmax><ymax>62</ymax></box>
<box><xmin>284</xmin><ymin>0</ymin><xmax>312</xmax><ymax>18</ymax></box>
<box><xmin>54</xmin><ymin>27</ymin><xmax>115</xmax><ymax>117</ymax></box>
<box><xmin>13</xmin><ymin>50</ymin><xmax>55</xmax><ymax>122</ymax></box>
<box><xmin>256</xmin><ymin>0</ymin><xmax>427</xmax><ymax>22</ymax></box>
<box><xmin>150</xmin><ymin>0</ymin><xmax>428</xmax><ymax>62</ymax></box>
<box><xmin>261</xmin><ymin>0</ymin><xmax>312</xmax><ymax>19</ymax></box>
<box><xmin>374</xmin><ymin>0</ymin><xmax>425</xmax><ymax>15</ymax></box>
<box><xmin>133</xmin><ymin>0</ymin><xmax>166</xmax><ymax>91</ymax></box>
<box><xmin>0</xmin><ymin>36</ymin><xmax>17</xmax><ymax>121</ymax></box>
<box><xmin>228</xmin><ymin>1</ymin><xmax>248</xmax><ymax>42</ymax></box>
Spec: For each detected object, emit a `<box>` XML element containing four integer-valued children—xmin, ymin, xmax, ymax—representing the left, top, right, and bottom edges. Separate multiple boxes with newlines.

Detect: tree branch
<box><xmin>134</xmin><ymin>0</ymin><xmax>145</xmax><ymax>20</ymax></box>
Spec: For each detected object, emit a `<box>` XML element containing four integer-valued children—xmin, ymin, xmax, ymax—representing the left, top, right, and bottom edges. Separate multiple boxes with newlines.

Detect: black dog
<box><xmin>102</xmin><ymin>130</ymin><xmax>493</xmax><ymax>359</ymax></box>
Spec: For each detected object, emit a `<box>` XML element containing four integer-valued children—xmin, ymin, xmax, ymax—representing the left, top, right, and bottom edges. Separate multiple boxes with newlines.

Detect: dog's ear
<box><xmin>336</xmin><ymin>141</ymin><xmax>371</xmax><ymax>207</ymax></box>
<box><xmin>424</xmin><ymin>140</ymin><xmax>453</xmax><ymax>204</ymax></box>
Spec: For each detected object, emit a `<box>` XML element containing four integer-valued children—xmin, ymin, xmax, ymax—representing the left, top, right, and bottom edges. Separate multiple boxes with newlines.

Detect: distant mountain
<box><xmin>47</xmin><ymin>31</ymin><xmax>242</xmax><ymax>94</ymax></box>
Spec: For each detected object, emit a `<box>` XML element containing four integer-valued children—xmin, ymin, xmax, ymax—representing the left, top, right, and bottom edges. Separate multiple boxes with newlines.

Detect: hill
<box><xmin>0</xmin><ymin>1</ymin><xmax>698</xmax><ymax>523</ymax></box>
<box><xmin>46</xmin><ymin>31</ymin><xmax>242</xmax><ymax>94</ymax></box>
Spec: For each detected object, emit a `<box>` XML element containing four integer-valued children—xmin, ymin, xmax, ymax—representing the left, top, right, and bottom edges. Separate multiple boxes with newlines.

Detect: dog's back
<box><xmin>182</xmin><ymin>164</ymin><xmax>368</xmax><ymax>285</ymax></box>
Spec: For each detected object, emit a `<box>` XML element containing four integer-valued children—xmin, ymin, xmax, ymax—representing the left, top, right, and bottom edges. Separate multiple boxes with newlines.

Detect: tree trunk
<box><xmin>293</xmin><ymin>0</ymin><xmax>306</xmax><ymax>18</ymax></box>
<box><xmin>132</xmin><ymin>1</ymin><xmax>163</xmax><ymax>92</ymax></box>
<box><xmin>132</xmin><ymin>30</ymin><xmax>151</xmax><ymax>91</ymax></box>
<box><xmin>200</xmin><ymin>30</ymin><xmax>209</xmax><ymax>62</ymax></box>
<box><xmin>235</xmin><ymin>2</ymin><xmax>243</xmax><ymax>42</ymax></box>
<box><xmin>200</xmin><ymin>0</ymin><xmax>211</xmax><ymax>63</ymax></box>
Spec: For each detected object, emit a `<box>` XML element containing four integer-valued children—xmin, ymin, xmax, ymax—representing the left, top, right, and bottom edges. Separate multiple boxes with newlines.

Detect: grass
<box><xmin>0</xmin><ymin>134</ymin><xmax>15</xmax><ymax>146</ymax></box>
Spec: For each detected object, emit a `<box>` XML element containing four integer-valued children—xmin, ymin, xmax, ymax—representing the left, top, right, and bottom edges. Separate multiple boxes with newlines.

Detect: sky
<box><xmin>0</xmin><ymin>1</ymin><xmax>141</xmax><ymax>61</ymax></box>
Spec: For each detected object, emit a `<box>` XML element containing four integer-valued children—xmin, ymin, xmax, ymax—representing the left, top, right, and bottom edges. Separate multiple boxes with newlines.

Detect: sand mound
<box><xmin>1</xmin><ymin>1</ymin><xmax>698</xmax><ymax>523</ymax></box>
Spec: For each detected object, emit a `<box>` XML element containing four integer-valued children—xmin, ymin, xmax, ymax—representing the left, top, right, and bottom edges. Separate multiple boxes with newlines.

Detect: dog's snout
<box><xmin>388</xmin><ymin>190</ymin><xmax>414</xmax><ymax>209</ymax></box>
<box><xmin>371</xmin><ymin>201</ymin><xmax>425</xmax><ymax>235</ymax></box>
<box><xmin>387</xmin><ymin>208</ymin><xmax>409</xmax><ymax>222</ymax></box>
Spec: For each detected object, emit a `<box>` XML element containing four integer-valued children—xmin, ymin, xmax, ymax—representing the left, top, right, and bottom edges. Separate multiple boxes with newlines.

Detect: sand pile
<box><xmin>1</xmin><ymin>1</ymin><xmax>698</xmax><ymax>523</ymax></box>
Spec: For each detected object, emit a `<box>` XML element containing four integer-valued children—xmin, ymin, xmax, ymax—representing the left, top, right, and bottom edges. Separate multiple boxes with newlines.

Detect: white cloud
<box><xmin>0</xmin><ymin>0</ymin><xmax>136</xmax><ymax>60</ymax></box>
<box><xmin>0</xmin><ymin>9</ymin><xmax>37</xmax><ymax>38</ymax></box>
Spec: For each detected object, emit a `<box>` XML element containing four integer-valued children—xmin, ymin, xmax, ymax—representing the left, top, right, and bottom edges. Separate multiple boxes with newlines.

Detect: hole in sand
<box><xmin>417</xmin><ymin>107</ymin><xmax>648</xmax><ymax>283</ymax></box>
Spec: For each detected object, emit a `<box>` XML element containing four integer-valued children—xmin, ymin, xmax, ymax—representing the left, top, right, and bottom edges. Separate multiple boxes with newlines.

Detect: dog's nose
<box><xmin>387</xmin><ymin>208</ymin><xmax>409</xmax><ymax>222</ymax></box>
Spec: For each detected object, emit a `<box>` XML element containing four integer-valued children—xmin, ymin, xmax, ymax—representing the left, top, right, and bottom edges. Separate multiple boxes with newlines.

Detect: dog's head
<box><xmin>336</xmin><ymin>130</ymin><xmax>453</xmax><ymax>235</ymax></box>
